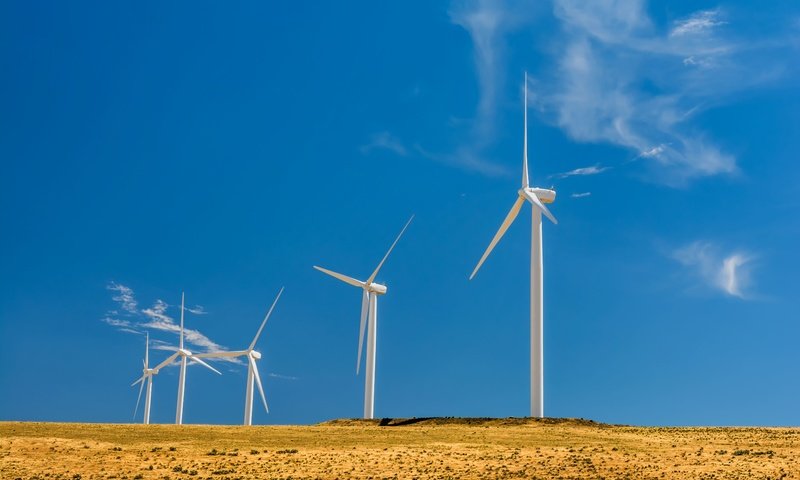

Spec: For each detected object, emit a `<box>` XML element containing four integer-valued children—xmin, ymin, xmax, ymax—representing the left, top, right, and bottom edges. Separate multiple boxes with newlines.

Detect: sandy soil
<box><xmin>1</xmin><ymin>418</ymin><xmax>798</xmax><ymax>479</ymax></box>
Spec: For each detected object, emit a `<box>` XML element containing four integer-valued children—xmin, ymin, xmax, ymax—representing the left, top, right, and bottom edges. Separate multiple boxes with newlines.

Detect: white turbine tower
<box><xmin>469</xmin><ymin>73</ymin><xmax>557</xmax><ymax>418</ymax></box>
<box><xmin>314</xmin><ymin>215</ymin><xmax>414</xmax><ymax>419</ymax></box>
<box><xmin>131</xmin><ymin>332</ymin><xmax>157</xmax><ymax>424</ymax></box>
<box><xmin>152</xmin><ymin>292</ymin><xmax>222</xmax><ymax>425</ymax></box>
<box><xmin>195</xmin><ymin>287</ymin><xmax>284</xmax><ymax>425</ymax></box>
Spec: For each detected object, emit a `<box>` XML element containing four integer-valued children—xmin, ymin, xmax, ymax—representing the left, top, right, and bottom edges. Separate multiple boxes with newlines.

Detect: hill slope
<box><xmin>1</xmin><ymin>420</ymin><xmax>797</xmax><ymax>479</ymax></box>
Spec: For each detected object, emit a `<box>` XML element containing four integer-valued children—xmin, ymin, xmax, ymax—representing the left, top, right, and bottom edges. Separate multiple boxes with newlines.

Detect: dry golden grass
<box><xmin>2</xmin><ymin>418</ymin><xmax>798</xmax><ymax>479</ymax></box>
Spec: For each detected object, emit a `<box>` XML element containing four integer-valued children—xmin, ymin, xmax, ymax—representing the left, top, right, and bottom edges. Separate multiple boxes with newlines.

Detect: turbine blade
<box><xmin>144</xmin><ymin>332</ymin><xmax>149</xmax><ymax>368</ymax></box>
<box><xmin>522</xmin><ymin>190</ymin><xmax>558</xmax><ymax>224</ymax></box>
<box><xmin>180</xmin><ymin>292</ymin><xmax>185</xmax><ymax>350</ymax></box>
<box><xmin>153</xmin><ymin>351</ymin><xmax>181</xmax><ymax>372</ymax></box>
<box><xmin>250</xmin><ymin>356</ymin><xmax>269</xmax><ymax>414</ymax></box>
<box><xmin>523</xmin><ymin>72</ymin><xmax>529</xmax><ymax>189</ymax></box>
<box><xmin>131</xmin><ymin>375</ymin><xmax>145</xmax><ymax>387</ymax></box>
<box><xmin>366</xmin><ymin>215</ymin><xmax>414</xmax><ymax>285</ymax></box>
<box><xmin>248</xmin><ymin>287</ymin><xmax>284</xmax><ymax>351</ymax></box>
<box><xmin>313</xmin><ymin>266</ymin><xmax>365</xmax><ymax>288</ymax></box>
<box><xmin>193</xmin><ymin>350</ymin><xmax>248</xmax><ymax>359</ymax></box>
<box><xmin>356</xmin><ymin>290</ymin><xmax>369</xmax><ymax>374</ymax></box>
<box><xmin>133</xmin><ymin>375</ymin><xmax>146</xmax><ymax>420</ymax></box>
<box><xmin>190</xmin><ymin>355</ymin><xmax>222</xmax><ymax>375</ymax></box>
<box><xmin>470</xmin><ymin>196</ymin><xmax>525</xmax><ymax>280</ymax></box>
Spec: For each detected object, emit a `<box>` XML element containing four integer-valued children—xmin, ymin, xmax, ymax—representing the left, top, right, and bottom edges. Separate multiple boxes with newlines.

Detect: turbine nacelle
<box><xmin>178</xmin><ymin>348</ymin><xmax>193</xmax><ymax>357</ymax></box>
<box><xmin>250</xmin><ymin>350</ymin><xmax>262</xmax><ymax>360</ymax></box>
<box><xmin>521</xmin><ymin>187</ymin><xmax>556</xmax><ymax>204</ymax></box>
<box><xmin>365</xmin><ymin>283</ymin><xmax>387</xmax><ymax>295</ymax></box>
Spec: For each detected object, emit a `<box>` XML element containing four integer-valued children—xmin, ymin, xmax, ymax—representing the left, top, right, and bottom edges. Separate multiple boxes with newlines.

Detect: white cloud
<box><xmin>552</xmin><ymin>164</ymin><xmax>608</xmax><ymax>179</ymax></box>
<box><xmin>445</xmin><ymin>0</ymin><xmax>536</xmax><ymax>176</ymax></box>
<box><xmin>107</xmin><ymin>282</ymin><xmax>138</xmax><ymax>315</ymax></box>
<box><xmin>141</xmin><ymin>299</ymin><xmax>171</xmax><ymax>324</ymax></box>
<box><xmin>720</xmin><ymin>254</ymin><xmax>750</xmax><ymax>298</ymax></box>
<box><xmin>414</xmin><ymin>144</ymin><xmax>510</xmax><ymax>177</ymax></box>
<box><xmin>672</xmin><ymin>241</ymin><xmax>756</xmax><ymax>298</ymax></box>
<box><xmin>571</xmin><ymin>192</ymin><xmax>591</xmax><ymax>198</ymax></box>
<box><xmin>268</xmin><ymin>373</ymin><xmax>299</xmax><ymax>381</ymax></box>
<box><xmin>450</xmin><ymin>0</ymin><xmax>508</xmax><ymax>139</ymax></box>
<box><xmin>359</xmin><ymin>131</ymin><xmax>408</xmax><ymax>156</ymax></box>
<box><xmin>102</xmin><ymin>317</ymin><xmax>132</xmax><ymax>328</ymax></box>
<box><xmin>538</xmin><ymin>4</ymin><xmax>741</xmax><ymax>185</ymax></box>
<box><xmin>101</xmin><ymin>283</ymin><xmax>239</xmax><ymax>363</ymax></box>
<box><xmin>639</xmin><ymin>144</ymin><xmax>667</xmax><ymax>158</ymax></box>
<box><xmin>670</xmin><ymin>10</ymin><xmax>727</xmax><ymax>38</ymax></box>
<box><xmin>452</xmin><ymin>0</ymin><xmax>790</xmax><ymax>186</ymax></box>
<box><xmin>139</xmin><ymin>299</ymin><xmax>231</xmax><ymax>355</ymax></box>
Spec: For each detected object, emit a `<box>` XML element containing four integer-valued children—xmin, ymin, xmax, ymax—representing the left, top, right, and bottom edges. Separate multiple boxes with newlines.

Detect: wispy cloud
<box><xmin>102</xmin><ymin>316</ymin><xmax>131</xmax><ymax>328</ymax></box>
<box><xmin>359</xmin><ymin>131</ymin><xmax>408</xmax><ymax>156</ymax></box>
<box><xmin>571</xmin><ymin>192</ymin><xmax>591</xmax><ymax>198</ymax></box>
<box><xmin>101</xmin><ymin>282</ymin><xmax>238</xmax><ymax>362</ymax></box>
<box><xmin>267</xmin><ymin>373</ymin><xmax>299</xmax><ymax>381</ymax></box>
<box><xmin>450</xmin><ymin>0</ymin><xmax>508</xmax><ymax>140</ymax></box>
<box><xmin>453</xmin><ymin>0</ymin><xmax>794</xmax><ymax>186</ymax></box>
<box><xmin>537</xmin><ymin>1</ymin><xmax>748</xmax><ymax>185</ymax></box>
<box><xmin>670</xmin><ymin>9</ymin><xmax>727</xmax><ymax>38</ymax></box>
<box><xmin>672</xmin><ymin>241</ymin><xmax>756</xmax><ymax>298</ymax></box>
<box><xmin>443</xmin><ymin>0</ymin><xmax>538</xmax><ymax>176</ymax></box>
<box><xmin>638</xmin><ymin>144</ymin><xmax>668</xmax><ymax>158</ymax></box>
<box><xmin>414</xmin><ymin>144</ymin><xmax>510</xmax><ymax>177</ymax></box>
<box><xmin>552</xmin><ymin>164</ymin><xmax>608</xmax><ymax>179</ymax></box>
<box><xmin>107</xmin><ymin>282</ymin><xmax>138</xmax><ymax>315</ymax></box>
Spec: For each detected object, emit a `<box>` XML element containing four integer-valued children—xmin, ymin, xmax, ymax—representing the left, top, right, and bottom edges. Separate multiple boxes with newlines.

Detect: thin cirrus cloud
<box><xmin>443</xmin><ymin>0</ymin><xmax>539</xmax><ymax>177</ymax></box>
<box><xmin>451</xmin><ymin>0</ymin><xmax>795</xmax><ymax>186</ymax></box>
<box><xmin>107</xmin><ymin>282</ymin><xmax>137</xmax><ymax>315</ymax></box>
<box><xmin>669</xmin><ymin>9</ymin><xmax>727</xmax><ymax>38</ymax></box>
<box><xmin>538</xmin><ymin>1</ymin><xmax>795</xmax><ymax>186</ymax></box>
<box><xmin>551</xmin><ymin>164</ymin><xmax>609</xmax><ymax>179</ymax></box>
<box><xmin>570</xmin><ymin>192</ymin><xmax>591</xmax><ymax>198</ymax></box>
<box><xmin>101</xmin><ymin>282</ymin><xmax>239</xmax><ymax>363</ymax></box>
<box><xmin>359</xmin><ymin>131</ymin><xmax>408</xmax><ymax>157</ymax></box>
<box><xmin>359</xmin><ymin>131</ymin><xmax>511</xmax><ymax>177</ymax></box>
<box><xmin>671</xmin><ymin>241</ymin><xmax>756</xmax><ymax>299</ymax></box>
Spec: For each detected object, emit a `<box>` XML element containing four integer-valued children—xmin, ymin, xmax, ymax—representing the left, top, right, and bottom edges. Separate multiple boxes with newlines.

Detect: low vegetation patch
<box><xmin>1</xmin><ymin>421</ymin><xmax>797</xmax><ymax>480</ymax></box>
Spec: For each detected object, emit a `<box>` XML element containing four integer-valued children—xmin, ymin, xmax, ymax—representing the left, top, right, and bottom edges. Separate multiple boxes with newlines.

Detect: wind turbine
<box><xmin>469</xmin><ymin>73</ymin><xmax>557</xmax><ymax>418</ymax></box>
<box><xmin>152</xmin><ymin>292</ymin><xmax>222</xmax><ymax>425</ymax></box>
<box><xmin>131</xmin><ymin>332</ymin><xmax>157</xmax><ymax>424</ymax></box>
<box><xmin>195</xmin><ymin>287</ymin><xmax>284</xmax><ymax>425</ymax></box>
<box><xmin>314</xmin><ymin>215</ymin><xmax>414</xmax><ymax>419</ymax></box>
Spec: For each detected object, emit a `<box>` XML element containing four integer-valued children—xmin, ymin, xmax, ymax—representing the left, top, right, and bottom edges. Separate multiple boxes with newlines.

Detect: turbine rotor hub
<box><xmin>520</xmin><ymin>187</ymin><xmax>556</xmax><ymax>204</ymax></box>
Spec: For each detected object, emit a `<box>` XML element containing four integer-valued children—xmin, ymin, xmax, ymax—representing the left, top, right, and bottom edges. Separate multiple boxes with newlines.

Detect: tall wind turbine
<box><xmin>469</xmin><ymin>73</ymin><xmax>557</xmax><ymax>418</ymax></box>
<box><xmin>152</xmin><ymin>292</ymin><xmax>222</xmax><ymax>425</ymax></box>
<box><xmin>131</xmin><ymin>332</ymin><xmax>157</xmax><ymax>424</ymax></box>
<box><xmin>314</xmin><ymin>215</ymin><xmax>414</xmax><ymax>419</ymax></box>
<box><xmin>196</xmin><ymin>287</ymin><xmax>284</xmax><ymax>425</ymax></box>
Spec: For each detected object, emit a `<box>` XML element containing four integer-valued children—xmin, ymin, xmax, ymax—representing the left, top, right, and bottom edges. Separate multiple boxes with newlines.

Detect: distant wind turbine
<box><xmin>469</xmin><ymin>73</ymin><xmax>558</xmax><ymax>418</ymax></box>
<box><xmin>314</xmin><ymin>215</ymin><xmax>414</xmax><ymax>419</ymax></box>
<box><xmin>196</xmin><ymin>287</ymin><xmax>284</xmax><ymax>425</ymax></box>
<box><xmin>151</xmin><ymin>292</ymin><xmax>222</xmax><ymax>425</ymax></box>
<box><xmin>131</xmin><ymin>332</ymin><xmax>157</xmax><ymax>424</ymax></box>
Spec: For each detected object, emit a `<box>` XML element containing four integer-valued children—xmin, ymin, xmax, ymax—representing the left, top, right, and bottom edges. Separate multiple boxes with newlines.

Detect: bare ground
<box><xmin>1</xmin><ymin>419</ymin><xmax>798</xmax><ymax>479</ymax></box>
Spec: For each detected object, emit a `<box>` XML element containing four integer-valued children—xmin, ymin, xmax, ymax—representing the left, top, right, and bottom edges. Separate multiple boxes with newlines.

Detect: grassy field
<box><xmin>1</xmin><ymin>418</ymin><xmax>798</xmax><ymax>479</ymax></box>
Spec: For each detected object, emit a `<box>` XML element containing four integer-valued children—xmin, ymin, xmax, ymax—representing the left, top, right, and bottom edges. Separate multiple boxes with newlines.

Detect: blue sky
<box><xmin>1</xmin><ymin>0</ymin><xmax>799</xmax><ymax>426</ymax></box>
